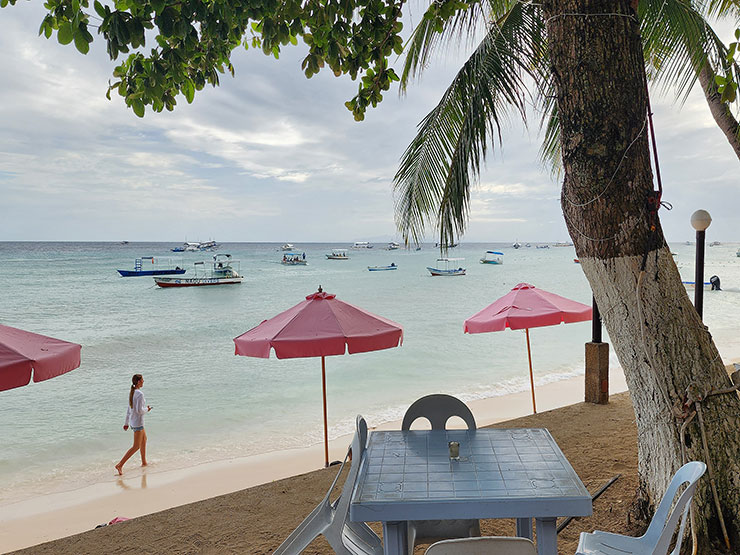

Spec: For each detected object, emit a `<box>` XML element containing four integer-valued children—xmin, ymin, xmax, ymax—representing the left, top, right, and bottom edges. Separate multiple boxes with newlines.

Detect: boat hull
<box><xmin>479</xmin><ymin>260</ymin><xmax>502</xmax><ymax>265</ymax></box>
<box><xmin>154</xmin><ymin>277</ymin><xmax>243</xmax><ymax>287</ymax></box>
<box><xmin>368</xmin><ymin>266</ymin><xmax>397</xmax><ymax>271</ymax></box>
<box><xmin>326</xmin><ymin>256</ymin><xmax>349</xmax><ymax>260</ymax></box>
<box><xmin>427</xmin><ymin>267</ymin><xmax>466</xmax><ymax>276</ymax></box>
<box><xmin>118</xmin><ymin>269</ymin><xmax>186</xmax><ymax>277</ymax></box>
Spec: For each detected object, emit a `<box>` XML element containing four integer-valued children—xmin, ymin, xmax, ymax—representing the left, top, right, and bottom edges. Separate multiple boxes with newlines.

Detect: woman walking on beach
<box><xmin>115</xmin><ymin>374</ymin><xmax>152</xmax><ymax>475</ymax></box>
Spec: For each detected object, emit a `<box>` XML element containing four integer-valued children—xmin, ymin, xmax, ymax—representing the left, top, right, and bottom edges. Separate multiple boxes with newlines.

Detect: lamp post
<box><xmin>691</xmin><ymin>209</ymin><xmax>712</xmax><ymax>319</ymax></box>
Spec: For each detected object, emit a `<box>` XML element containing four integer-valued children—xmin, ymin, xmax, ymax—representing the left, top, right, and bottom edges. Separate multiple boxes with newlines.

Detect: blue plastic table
<box><xmin>349</xmin><ymin>428</ymin><xmax>592</xmax><ymax>555</ymax></box>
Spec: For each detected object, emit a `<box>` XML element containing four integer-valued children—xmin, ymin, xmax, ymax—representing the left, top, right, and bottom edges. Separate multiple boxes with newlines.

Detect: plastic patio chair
<box><xmin>576</xmin><ymin>461</ymin><xmax>707</xmax><ymax>555</ymax></box>
<box><xmin>273</xmin><ymin>415</ymin><xmax>383</xmax><ymax>555</ymax></box>
<box><xmin>425</xmin><ymin>536</ymin><xmax>536</xmax><ymax>555</ymax></box>
<box><xmin>402</xmin><ymin>394</ymin><xmax>481</xmax><ymax>552</ymax></box>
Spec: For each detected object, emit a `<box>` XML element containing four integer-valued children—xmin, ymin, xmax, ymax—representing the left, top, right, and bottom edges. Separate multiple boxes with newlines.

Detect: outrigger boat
<box><xmin>154</xmin><ymin>254</ymin><xmax>242</xmax><ymax>287</ymax></box>
<box><xmin>326</xmin><ymin>249</ymin><xmax>349</xmax><ymax>260</ymax></box>
<box><xmin>427</xmin><ymin>258</ymin><xmax>466</xmax><ymax>276</ymax></box>
<box><xmin>480</xmin><ymin>251</ymin><xmax>503</xmax><ymax>265</ymax></box>
<box><xmin>368</xmin><ymin>263</ymin><xmax>397</xmax><ymax>271</ymax></box>
<box><xmin>117</xmin><ymin>257</ymin><xmax>186</xmax><ymax>277</ymax></box>
<box><xmin>282</xmin><ymin>252</ymin><xmax>308</xmax><ymax>265</ymax></box>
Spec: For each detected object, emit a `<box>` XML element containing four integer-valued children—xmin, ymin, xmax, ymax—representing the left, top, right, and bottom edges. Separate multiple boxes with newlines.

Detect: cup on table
<box><xmin>448</xmin><ymin>441</ymin><xmax>460</xmax><ymax>460</ymax></box>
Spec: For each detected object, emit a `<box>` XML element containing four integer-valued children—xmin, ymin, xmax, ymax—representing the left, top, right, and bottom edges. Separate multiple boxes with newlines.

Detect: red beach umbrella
<box><xmin>234</xmin><ymin>286</ymin><xmax>403</xmax><ymax>467</ymax></box>
<box><xmin>0</xmin><ymin>324</ymin><xmax>82</xmax><ymax>392</ymax></box>
<box><xmin>464</xmin><ymin>283</ymin><xmax>591</xmax><ymax>413</ymax></box>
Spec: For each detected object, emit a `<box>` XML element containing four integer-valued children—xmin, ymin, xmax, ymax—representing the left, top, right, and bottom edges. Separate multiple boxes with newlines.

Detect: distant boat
<box><xmin>154</xmin><ymin>254</ymin><xmax>242</xmax><ymax>287</ymax></box>
<box><xmin>512</xmin><ymin>241</ymin><xmax>521</xmax><ymax>249</ymax></box>
<box><xmin>119</xmin><ymin>241</ymin><xmax>129</xmax><ymax>245</ymax></box>
<box><xmin>435</xmin><ymin>242</ymin><xmax>458</xmax><ymax>248</ymax></box>
<box><xmin>536</xmin><ymin>245</ymin><xmax>550</xmax><ymax>249</ymax></box>
<box><xmin>387</xmin><ymin>242</ymin><xmax>400</xmax><ymax>250</ymax></box>
<box><xmin>553</xmin><ymin>241</ymin><xmax>573</xmax><ymax>247</ymax></box>
<box><xmin>574</xmin><ymin>259</ymin><xmax>580</xmax><ymax>264</ymax></box>
<box><xmin>737</xmin><ymin>248</ymin><xmax>740</xmax><ymax>258</ymax></box>
<box><xmin>352</xmin><ymin>242</ymin><xmax>373</xmax><ymax>249</ymax></box>
<box><xmin>281</xmin><ymin>243</ymin><xmax>295</xmax><ymax>251</ymax></box>
<box><xmin>427</xmin><ymin>258</ymin><xmax>466</xmax><ymax>276</ymax></box>
<box><xmin>326</xmin><ymin>249</ymin><xmax>349</xmax><ymax>260</ymax></box>
<box><xmin>368</xmin><ymin>263</ymin><xmax>397</xmax><ymax>271</ymax></box>
<box><xmin>709</xmin><ymin>241</ymin><xmax>721</xmax><ymax>247</ymax></box>
<box><xmin>117</xmin><ymin>257</ymin><xmax>186</xmax><ymax>277</ymax></box>
<box><xmin>480</xmin><ymin>251</ymin><xmax>503</xmax><ymax>265</ymax></box>
<box><xmin>282</xmin><ymin>252</ymin><xmax>308</xmax><ymax>265</ymax></box>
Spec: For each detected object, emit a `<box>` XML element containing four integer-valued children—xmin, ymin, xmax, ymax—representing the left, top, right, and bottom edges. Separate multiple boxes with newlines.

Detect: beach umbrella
<box><xmin>0</xmin><ymin>324</ymin><xmax>82</xmax><ymax>392</ymax></box>
<box><xmin>464</xmin><ymin>283</ymin><xmax>591</xmax><ymax>413</ymax></box>
<box><xmin>234</xmin><ymin>286</ymin><xmax>403</xmax><ymax>467</ymax></box>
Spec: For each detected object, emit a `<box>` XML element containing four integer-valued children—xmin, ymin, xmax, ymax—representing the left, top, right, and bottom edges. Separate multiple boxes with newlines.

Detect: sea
<box><xmin>1</xmin><ymin>240</ymin><xmax>739</xmax><ymax>507</ymax></box>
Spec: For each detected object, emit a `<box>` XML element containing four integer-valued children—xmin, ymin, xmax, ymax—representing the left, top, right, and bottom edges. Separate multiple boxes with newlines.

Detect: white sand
<box><xmin>0</xmin><ymin>368</ymin><xmax>629</xmax><ymax>553</ymax></box>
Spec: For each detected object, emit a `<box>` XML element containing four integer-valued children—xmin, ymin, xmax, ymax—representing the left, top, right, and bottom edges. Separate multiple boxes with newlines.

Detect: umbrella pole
<box><xmin>526</xmin><ymin>329</ymin><xmax>537</xmax><ymax>413</ymax></box>
<box><xmin>321</xmin><ymin>356</ymin><xmax>329</xmax><ymax>467</ymax></box>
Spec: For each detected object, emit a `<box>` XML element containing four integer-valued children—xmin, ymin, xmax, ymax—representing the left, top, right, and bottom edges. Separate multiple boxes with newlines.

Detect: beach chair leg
<box><xmin>516</xmin><ymin>517</ymin><xmax>533</xmax><ymax>540</ymax></box>
<box><xmin>381</xmin><ymin>521</ymin><xmax>409</xmax><ymax>555</ymax></box>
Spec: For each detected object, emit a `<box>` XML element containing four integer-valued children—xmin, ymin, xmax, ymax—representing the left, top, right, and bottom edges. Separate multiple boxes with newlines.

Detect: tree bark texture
<box><xmin>543</xmin><ymin>0</ymin><xmax>740</xmax><ymax>549</ymax></box>
<box><xmin>697</xmin><ymin>63</ymin><xmax>740</xmax><ymax>162</ymax></box>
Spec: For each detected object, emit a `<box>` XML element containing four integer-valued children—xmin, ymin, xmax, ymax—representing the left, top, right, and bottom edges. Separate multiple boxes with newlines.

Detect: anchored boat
<box><xmin>480</xmin><ymin>251</ymin><xmax>503</xmax><ymax>265</ymax></box>
<box><xmin>117</xmin><ymin>257</ymin><xmax>186</xmax><ymax>277</ymax></box>
<box><xmin>154</xmin><ymin>254</ymin><xmax>243</xmax><ymax>287</ymax></box>
<box><xmin>427</xmin><ymin>258</ymin><xmax>466</xmax><ymax>276</ymax></box>
<box><xmin>326</xmin><ymin>249</ymin><xmax>349</xmax><ymax>260</ymax></box>
<box><xmin>368</xmin><ymin>263</ymin><xmax>397</xmax><ymax>271</ymax></box>
<box><xmin>281</xmin><ymin>252</ymin><xmax>308</xmax><ymax>265</ymax></box>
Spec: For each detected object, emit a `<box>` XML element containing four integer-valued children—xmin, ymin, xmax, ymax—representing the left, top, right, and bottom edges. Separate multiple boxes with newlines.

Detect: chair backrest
<box><xmin>425</xmin><ymin>536</ymin><xmax>536</xmax><ymax>555</ymax></box>
<box><xmin>645</xmin><ymin>461</ymin><xmax>707</xmax><ymax>555</ymax></box>
<box><xmin>402</xmin><ymin>394</ymin><xmax>476</xmax><ymax>431</ymax></box>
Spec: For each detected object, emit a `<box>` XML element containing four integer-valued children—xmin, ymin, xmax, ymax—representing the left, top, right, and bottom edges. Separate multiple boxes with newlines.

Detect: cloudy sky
<box><xmin>1</xmin><ymin>3</ymin><xmax>737</xmax><ymax>243</ymax></box>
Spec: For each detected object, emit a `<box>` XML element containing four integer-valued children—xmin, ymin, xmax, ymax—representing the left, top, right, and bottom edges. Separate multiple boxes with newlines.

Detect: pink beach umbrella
<box><xmin>234</xmin><ymin>287</ymin><xmax>403</xmax><ymax>467</ymax></box>
<box><xmin>464</xmin><ymin>283</ymin><xmax>591</xmax><ymax>414</ymax></box>
<box><xmin>0</xmin><ymin>324</ymin><xmax>82</xmax><ymax>392</ymax></box>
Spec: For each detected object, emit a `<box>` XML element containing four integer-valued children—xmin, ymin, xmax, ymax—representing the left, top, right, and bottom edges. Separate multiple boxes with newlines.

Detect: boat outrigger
<box><xmin>480</xmin><ymin>251</ymin><xmax>503</xmax><ymax>265</ymax></box>
<box><xmin>427</xmin><ymin>258</ymin><xmax>466</xmax><ymax>276</ymax></box>
<box><xmin>117</xmin><ymin>257</ymin><xmax>186</xmax><ymax>277</ymax></box>
<box><xmin>154</xmin><ymin>254</ymin><xmax>243</xmax><ymax>287</ymax></box>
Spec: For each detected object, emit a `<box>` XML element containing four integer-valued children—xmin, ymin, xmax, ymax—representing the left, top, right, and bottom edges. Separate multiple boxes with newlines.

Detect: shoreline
<box><xmin>0</xmin><ymin>368</ymin><xmax>628</xmax><ymax>553</ymax></box>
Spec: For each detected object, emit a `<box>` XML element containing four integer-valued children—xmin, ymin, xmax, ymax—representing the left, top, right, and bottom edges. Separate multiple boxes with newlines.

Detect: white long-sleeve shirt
<box><xmin>124</xmin><ymin>389</ymin><xmax>147</xmax><ymax>428</ymax></box>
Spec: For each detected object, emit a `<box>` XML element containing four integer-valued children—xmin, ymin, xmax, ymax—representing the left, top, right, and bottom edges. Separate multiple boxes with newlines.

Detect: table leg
<box><xmin>516</xmin><ymin>517</ymin><xmax>533</xmax><ymax>540</ymax></box>
<box><xmin>381</xmin><ymin>521</ymin><xmax>409</xmax><ymax>555</ymax></box>
<box><xmin>535</xmin><ymin>517</ymin><xmax>557</xmax><ymax>555</ymax></box>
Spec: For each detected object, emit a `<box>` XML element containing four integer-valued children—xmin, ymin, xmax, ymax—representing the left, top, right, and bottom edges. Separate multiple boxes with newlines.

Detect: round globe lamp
<box><xmin>690</xmin><ymin>210</ymin><xmax>712</xmax><ymax>319</ymax></box>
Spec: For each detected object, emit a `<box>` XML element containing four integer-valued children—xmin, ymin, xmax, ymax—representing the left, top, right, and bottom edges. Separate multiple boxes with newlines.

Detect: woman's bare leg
<box><xmin>140</xmin><ymin>430</ymin><xmax>147</xmax><ymax>466</ymax></box>
<box><xmin>115</xmin><ymin>430</ymin><xmax>143</xmax><ymax>475</ymax></box>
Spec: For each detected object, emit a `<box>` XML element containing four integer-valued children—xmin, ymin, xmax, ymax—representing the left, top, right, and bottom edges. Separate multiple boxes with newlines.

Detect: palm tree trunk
<box><xmin>697</xmin><ymin>62</ymin><xmax>740</xmax><ymax>160</ymax></box>
<box><xmin>543</xmin><ymin>0</ymin><xmax>740</xmax><ymax>548</ymax></box>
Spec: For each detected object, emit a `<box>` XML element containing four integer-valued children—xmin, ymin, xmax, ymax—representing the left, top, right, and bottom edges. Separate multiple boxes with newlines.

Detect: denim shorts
<box><xmin>131</xmin><ymin>425</ymin><xmax>144</xmax><ymax>432</ymax></box>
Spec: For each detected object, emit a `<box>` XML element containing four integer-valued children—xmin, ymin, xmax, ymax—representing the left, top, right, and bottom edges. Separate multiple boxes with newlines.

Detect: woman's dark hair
<box><xmin>129</xmin><ymin>374</ymin><xmax>143</xmax><ymax>408</ymax></box>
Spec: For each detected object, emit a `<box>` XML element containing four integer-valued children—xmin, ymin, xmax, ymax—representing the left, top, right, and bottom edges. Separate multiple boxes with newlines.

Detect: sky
<box><xmin>0</xmin><ymin>3</ymin><xmax>738</xmax><ymax>243</ymax></box>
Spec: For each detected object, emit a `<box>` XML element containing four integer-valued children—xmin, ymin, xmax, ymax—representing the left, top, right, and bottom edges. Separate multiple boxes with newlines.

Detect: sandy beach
<box><xmin>2</xmin><ymin>368</ymin><xmax>629</xmax><ymax>554</ymax></box>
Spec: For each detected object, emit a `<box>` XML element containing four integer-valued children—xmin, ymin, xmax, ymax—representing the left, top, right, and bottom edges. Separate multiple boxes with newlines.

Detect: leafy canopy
<box><xmin>2</xmin><ymin>0</ymin><xmax>443</xmax><ymax>118</ymax></box>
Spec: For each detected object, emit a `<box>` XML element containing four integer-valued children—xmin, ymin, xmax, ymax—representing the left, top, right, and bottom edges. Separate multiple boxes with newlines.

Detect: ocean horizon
<box><xmin>1</xmin><ymin>240</ymin><xmax>739</xmax><ymax>508</ymax></box>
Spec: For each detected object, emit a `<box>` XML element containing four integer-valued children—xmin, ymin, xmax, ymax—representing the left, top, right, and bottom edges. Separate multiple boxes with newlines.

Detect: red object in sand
<box><xmin>234</xmin><ymin>287</ymin><xmax>403</xmax><ymax>467</ymax></box>
<box><xmin>464</xmin><ymin>283</ymin><xmax>592</xmax><ymax>413</ymax></box>
<box><xmin>0</xmin><ymin>324</ymin><xmax>81</xmax><ymax>392</ymax></box>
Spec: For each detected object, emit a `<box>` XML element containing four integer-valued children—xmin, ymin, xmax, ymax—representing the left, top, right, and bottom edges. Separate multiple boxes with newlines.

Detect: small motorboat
<box><xmin>387</xmin><ymin>242</ymin><xmax>400</xmax><ymax>250</ymax></box>
<box><xmin>118</xmin><ymin>257</ymin><xmax>186</xmax><ymax>277</ymax></box>
<box><xmin>281</xmin><ymin>252</ymin><xmax>308</xmax><ymax>265</ymax></box>
<box><xmin>368</xmin><ymin>263</ymin><xmax>397</xmax><ymax>271</ymax></box>
<box><xmin>427</xmin><ymin>258</ymin><xmax>466</xmax><ymax>276</ymax></box>
<box><xmin>480</xmin><ymin>251</ymin><xmax>503</xmax><ymax>265</ymax></box>
<box><xmin>154</xmin><ymin>254</ymin><xmax>242</xmax><ymax>287</ymax></box>
<box><xmin>281</xmin><ymin>243</ymin><xmax>295</xmax><ymax>251</ymax></box>
<box><xmin>326</xmin><ymin>249</ymin><xmax>349</xmax><ymax>260</ymax></box>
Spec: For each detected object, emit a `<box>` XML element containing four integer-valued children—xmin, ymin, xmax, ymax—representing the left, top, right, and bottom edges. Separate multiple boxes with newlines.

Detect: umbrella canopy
<box><xmin>0</xmin><ymin>324</ymin><xmax>82</xmax><ymax>392</ymax></box>
<box><xmin>464</xmin><ymin>283</ymin><xmax>591</xmax><ymax>413</ymax></box>
<box><xmin>234</xmin><ymin>288</ymin><xmax>403</xmax><ymax>466</ymax></box>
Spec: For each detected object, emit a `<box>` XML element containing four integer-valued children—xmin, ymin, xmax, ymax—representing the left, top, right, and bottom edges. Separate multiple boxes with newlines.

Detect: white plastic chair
<box><xmin>402</xmin><ymin>394</ymin><xmax>481</xmax><ymax>552</ymax></box>
<box><xmin>273</xmin><ymin>415</ymin><xmax>383</xmax><ymax>555</ymax></box>
<box><xmin>576</xmin><ymin>461</ymin><xmax>706</xmax><ymax>555</ymax></box>
<box><xmin>425</xmin><ymin>536</ymin><xmax>536</xmax><ymax>555</ymax></box>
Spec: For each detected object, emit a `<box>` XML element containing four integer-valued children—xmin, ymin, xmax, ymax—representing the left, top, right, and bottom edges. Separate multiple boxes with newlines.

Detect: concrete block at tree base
<box><xmin>585</xmin><ymin>342</ymin><xmax>610</xmax><ymax>404</ymax></box>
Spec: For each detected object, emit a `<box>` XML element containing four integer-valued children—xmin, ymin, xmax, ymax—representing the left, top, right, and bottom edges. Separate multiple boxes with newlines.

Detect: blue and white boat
<box><xmin>368</xmin><ymin>263</ymin><xmax>397</xmax><ymax>271</ymax></box>
<box><xmin>427</xmin><ymin>258</ymin><xmax>466</xmax><ymax>276</ymax></box>
<box><xmin>480</xmin><ymin>251</ymin><xmax>504</xmax><ymax>265</ymax></box>
<box><xmin>117</xmin><ymin>257</ymin><xmax>186</xmax><ymax>277</ymax></box>
<box><xmin>154</xmin><ymin>254</ymin><xmax>242</xmax><ymax>287</ymax></box>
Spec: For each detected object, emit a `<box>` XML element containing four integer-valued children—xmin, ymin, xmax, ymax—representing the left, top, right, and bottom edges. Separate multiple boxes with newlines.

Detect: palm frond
<box><xmin>394</xmin><ymin>1</ymin><xmax>549</xmax><ymax>246</ymax></box>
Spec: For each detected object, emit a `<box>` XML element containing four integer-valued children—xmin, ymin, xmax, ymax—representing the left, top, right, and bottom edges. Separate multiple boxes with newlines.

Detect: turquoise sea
<box><xmin>1</xmin><ymin>241</ymin><xmax>739</xmax><ymax>506</ymax></box>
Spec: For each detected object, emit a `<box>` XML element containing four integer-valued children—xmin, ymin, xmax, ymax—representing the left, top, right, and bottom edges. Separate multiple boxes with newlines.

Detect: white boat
<box><xmin>536</xmin><ymin>245</ymin><xmax>550</xmax><ymax>249</ymax></box>
<box><xmin>512</xmin><ymin>241</ymin><xmax>521</xmax><ymax>249</ymax></box>
<box><xmin>427</xmin><ymin>258</ymin><xmax>466</xmax><ymax>276</ymax></box>
<box><xmin>553</xmin><ymin>241</ymin><xmax>573</xmax><ymax>247</ymax></box>
<box><xmin>368</xmin><ymin>263</ymin><xmax>397</xmax><ymax>271</ymax></box>
<box><xmin>326</xmin><ymin>249</ymin><xmax>349</xmax><ymax>260</ymax></box>
<box><xmin>480</xmin><ymin>251</ymin><xmax>503</xmax><ymax>265</ymax></box>
<box><xmin>154</xmin><ymin>254</ymin><xmax>242</xmax><ymax>287</ymax></box>
<box><xmin>736</xmin><ymin>248</ymin><xmax>740</xmax><ymax>258</ymax></box>
<box><xmin>709</xmin><ymin>241</ymin><xmax>721</xmax><ymax>247</ymax></box>
<box><xmin>282</xmin><ymin>252</ymin><xmax>308</xmax><ymax>265</ymax></box>
<box><xmin>387</xmin><ymin>241</ymin><xmax>400</xmax><ymax>250</ymax></box>
<box><xmin>352</xmin><ymin>242</ymin><xmax>373</xmax><ymax>249</ymax></box>
<box><xmin>281</xmin><ymin>243</ymin><xmax>295</xmax><ymax>251</ymax></box>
